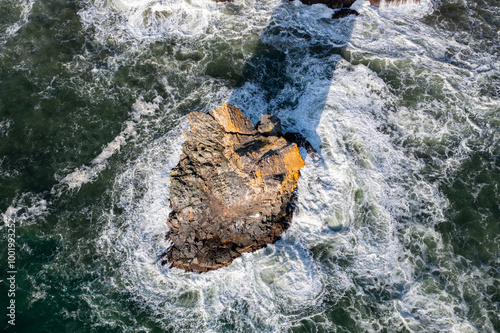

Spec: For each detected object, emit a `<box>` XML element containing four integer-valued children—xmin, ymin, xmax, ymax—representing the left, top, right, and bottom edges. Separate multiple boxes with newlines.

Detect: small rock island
<box><xmin>163</xmin><ymin>103</ymin><xmax>305</xmax><ymax>272</ymax></box>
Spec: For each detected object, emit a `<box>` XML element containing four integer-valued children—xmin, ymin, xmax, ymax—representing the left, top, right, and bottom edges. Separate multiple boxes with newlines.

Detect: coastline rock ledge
<box><xmin>163</xmin><ymin>103</ymin><xmax>306</xmax><ymax>272</ymax></box>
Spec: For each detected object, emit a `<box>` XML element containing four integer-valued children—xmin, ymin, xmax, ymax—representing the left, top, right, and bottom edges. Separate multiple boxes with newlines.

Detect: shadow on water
<box><xmin>226</xmin><ymin>0</ymin><xmax>358</xmax><ymax>157</ymax></box>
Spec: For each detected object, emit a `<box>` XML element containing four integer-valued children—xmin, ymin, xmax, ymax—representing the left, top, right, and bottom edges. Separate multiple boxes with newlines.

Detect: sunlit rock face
<box><xmin>164</xmin><ymin>103</ymin><xmax>305</xmax><ymax>272</ymax></box>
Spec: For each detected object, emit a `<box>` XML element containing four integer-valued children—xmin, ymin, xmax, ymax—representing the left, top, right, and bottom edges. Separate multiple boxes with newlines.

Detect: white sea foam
<box><xmin>59</xmin><ymin>96</ymin><xmax>161</xmax><ymax>191</ymax></box>
<box><xmin>94</xmin><ymin>135</ymin><xmax>327</xmax><ymax>330</ymax></box>
<box><xmin>0</xmin><ymin>118</ymin><xmax>13</xmax><ymax>137</ymax></box>
<box><xmin>0</xmin><ymin>0</ymin><xmax>36</xmax><ymax>42</ymax></box>
<box><xmin>79</xmin><ymin>0</ymin><xmax>274</xmax><ymax>45</ymax></box>
<box><xmin>69</xmin><ymin>0</ymin><xmax>500</xmax><ymax>331</ymax></box>
<box><xmin>1</xmin><ymin>193</ymin><xmax>48</xmax><ymax>228</ymax></box>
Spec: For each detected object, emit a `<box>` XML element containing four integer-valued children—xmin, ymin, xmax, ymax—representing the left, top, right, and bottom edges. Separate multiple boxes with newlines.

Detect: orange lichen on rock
<box><xmin>163</xmin><ymin>103</ymin><xmax>308</xmax><ymax>272</ymax></box>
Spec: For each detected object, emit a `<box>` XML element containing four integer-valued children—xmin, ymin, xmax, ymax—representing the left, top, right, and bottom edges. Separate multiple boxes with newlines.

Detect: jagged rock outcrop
<box><xmin>332</xmin><ymin>8</ymin><xmax>360</xmax><ymax>19</ymax></box>
<box><xmin>295</xmin><ymin>0</ymin><xmax>420</xmax><ymax>19</ymax></box>
<box><xmin>163</xmin><ymin>103</ymin><xmax>306</xmax><ymax>272</ymax></box>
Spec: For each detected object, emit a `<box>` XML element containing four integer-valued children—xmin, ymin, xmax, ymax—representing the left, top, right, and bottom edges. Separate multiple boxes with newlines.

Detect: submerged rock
<box><xmin>163</xmin><ymin>103</ymin><xmax>306</xmax><ymax>272</ymax></box>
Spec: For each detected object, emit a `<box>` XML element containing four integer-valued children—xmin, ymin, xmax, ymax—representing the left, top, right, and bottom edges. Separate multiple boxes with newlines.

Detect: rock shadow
<box><xmin>227</xmin><ymin>0</ymin><xmax>359</xmax><ymax>159</ymax></box>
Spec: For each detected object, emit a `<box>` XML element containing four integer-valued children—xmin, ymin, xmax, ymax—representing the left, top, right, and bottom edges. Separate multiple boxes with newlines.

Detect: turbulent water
<box><xmin>1</xmin><ymin>0</ymin><xmax>499</xmax><ymax>331</ymax></box>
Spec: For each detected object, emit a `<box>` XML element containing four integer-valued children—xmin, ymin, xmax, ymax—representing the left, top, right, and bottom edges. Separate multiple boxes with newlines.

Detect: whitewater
<box><xmin>0</xmin><ymin>0</ymin><xmax>499</xmax><ymax>332</ymax></box>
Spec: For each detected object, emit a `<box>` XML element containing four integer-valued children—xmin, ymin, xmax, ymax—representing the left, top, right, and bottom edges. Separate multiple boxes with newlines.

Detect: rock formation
<box><xmin>331</xmin><ymin>8</ymin><xmax>360</xmax><ymax>19</ymax></box>
<box><xmin>296</xmin><ymin>0</ymin><xmax>418</xmax><ymax>8</ymax></box>
<box><xmin>212</xmin><ymin>0</ymin><xmax>418</xmax><ymax>8</ymax></box>
<box><xmin>211</xmin><ymin>0</ymin><xmax>418</xmax><ymax>19</ymax></box>
<box><xmin>297</xmin><ymin>0</ymin><xmax>356</xmax><ymax>8</ymax></box>
<box><xmin>295</xmin><ymin>0</ymin><xmax>420</xmax><ymax>19</ymax></box>
<box><xmin>163</xmin><ymin>103</ymin><xmax>306</xmax><ymax>272</ymax></box>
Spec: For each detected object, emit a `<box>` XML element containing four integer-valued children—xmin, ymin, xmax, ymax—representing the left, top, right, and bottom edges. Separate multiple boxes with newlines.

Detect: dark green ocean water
<box><xmin>1</xmin><ymin>0</ymin><xmax>499</xmax><ymax>332</ymax></box>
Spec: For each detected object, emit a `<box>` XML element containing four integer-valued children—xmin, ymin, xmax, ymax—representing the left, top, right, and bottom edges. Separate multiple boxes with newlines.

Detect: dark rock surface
<box><xmin>296</xmin><ymin>0</ymin><xmax>356</xmax><ymax>9</ymax></box>
<box><xmin>163</xmin><ymin>103</ymin><xmax>306</xmax><ymax>272</ymax></box>
<box><xmin>332</xmin><ymin>8</ymin><xmax>360</xmax><ymax>19</ymax></box>
<box><xmin>294</xmin><ymin>0</ymin><xmax>420</xmax><ymax>18</ymax></box>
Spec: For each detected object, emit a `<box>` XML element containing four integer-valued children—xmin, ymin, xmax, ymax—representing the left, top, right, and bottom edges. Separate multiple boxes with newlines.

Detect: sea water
<box><xmin>0</xmin><ymin>0</ymin><xmax>499</xmax><ymax>332</ymax></box>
